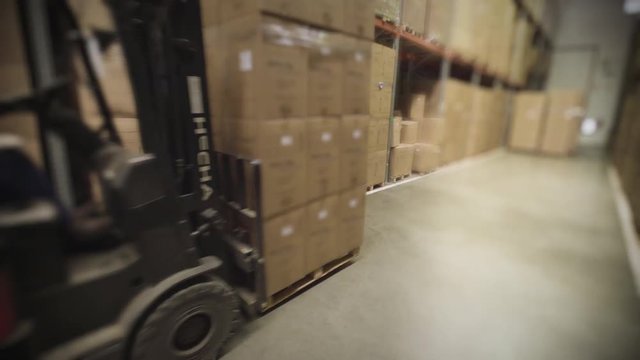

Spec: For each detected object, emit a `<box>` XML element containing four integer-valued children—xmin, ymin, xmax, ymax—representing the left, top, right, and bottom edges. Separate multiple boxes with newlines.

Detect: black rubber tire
<box><xmin>131</xmin><ymin>279</ymin><xmax>238</xmax><ymax>360</ymax></box>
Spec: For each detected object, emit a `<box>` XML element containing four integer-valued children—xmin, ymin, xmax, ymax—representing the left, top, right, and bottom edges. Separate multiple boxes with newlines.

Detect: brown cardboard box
<box><xmin>401</xmin><ymin>0</ymin><xmax>427</xmax><ymax>35</ymax></box>
<box><xmin>257</xmin><ymin>155</ymin><xmax>307</xmax><ymax>218</ymax></box>
<box><xmin>340</xmin><ymin>151</ymin><xmax>367</xmax><ymax>190</ymax></box>
<box><xmin>219</xmin><ymin>0</ymin><xmax>308</xmax><ymax>23</ymax></box>
<box><xmin>235</xmin><ymin>119</ymin><xmax>307</xmax><ymax>159</ymax></box>
<box><xmin>307</xmin><ymin>117</ymin><xmax>340</xmax><ymax>156</ymax></box>
<box><xmin>340</xmin><ymin>115</ymin><xmax>369</xmax><ymax>153</ymax></box>
<box><xmin>343</xmin><ymin>0</ymin><xmax>375</xmax><ymax>39</ymax></box>
<box><xmin>367</xmin><ymin>150</ymin><xmax>387</xmax><ymax>186</ymax></box>
<box><xmin>390</xmin><ymin>144</ymin><xmax>414</xmax><ymax>178</ymax></box>
<box><xmin>0</xmin><ymin>1</ymin><xmax>31</xmax><ymax>100</ymax></box>
<box><xmin>400</xmin><ymin>120</ymin><xmax>419</xmax><ymax>144</ymax></box>
<box><xmin>509</xmin><ymin>91</ymin><xmax>547</xmax><ymax>151</ymax></box>
<box><xmin>343</xmin><ymin>38</ymin><xmax>372</xmax><ymax>115</ymax></box>
<box><xmin>441</xmin><ymin>80</ymin><xmax>472</xmax><ymax>164</ymax></box>
<box><xmin>337</xmin><ymin>187</ymin><xmax>366</xmax><ymax>255</ymax></box>
<box><xmin>68</xmin><ymin>0</ymin><xmax>115</xmax><ymax>31</ymax></box>
<box><xmin>417</xmin><ymin>117</ymin><xmax>445</xmax><ymax>145</ymax></box>
<box><xmin>307</xmin><ymin>153</ymin><xmax>340</xmax><ymax>201</ymax></box>
<box><xmin>540</xmin><ymin>90</ymin><xmax>584</xmax><ymax>156</ymax></box>
<box><xmin>374</xmin><ymin>0</ymin><xmax>401</xmax><ymax>23</ymax></box>
<box><xmin>308</xmin><ymin>32</ymin><xmax>343</xmax><ymax>116</ymax></box>
<box><xmin>369</xmin><ymin>118</ymin><xmax>390</xmax><ymax>152</ymax></box>
<box><xmin>449</xmin><ymin>0</ymin><xmax>476</xmax><ymax>60</ymax></box>
<box><xmin>425</xmin><ymin>0</ymin><xmax>453</xmax><ymax>44</ymax></box>
<box><xmin>466</xmin><ymin>88</ymin><xmax>492</xmax><ymax>156</ymax></box>
<box><xmin>200</xmin><ymin>0</ymin><xmax>221</xmax><ymax>27</ymax></box>
<box><xmin>263</xmin><ymin>207</ymin><xmax>307</xmax><ymax>296</ymax></box>
<box><xmin>305</xmin><ymin>0</ymin><xmax>344</xmax><ymax>30</ymax></box>
<box><xmin>0</xmin><ymin>113</ymin><xmax>42</xmax><ymax>166</ymax></box>
<box><xmin>391</xmin><ymin>116</ymin><xmax>402</xmax><ymax>147</ymax></box>
<box><xmin>220</xmin><ymin>15</ymin><xmax>308</xmax><ymax>121</ymax></box>
<box><xmin>413</xmin><ymin>143</ymin><xmax>440</xmax><ymax>173</ymax></box>
<box><xmin>305</xmin><ymin>195</ymin><xmax>339</xmax><ymax>273</ymax></box>
<box><xmin>369</xmin><ymin>44</ymin><xmax>396</xmax><ymax>118</ymax></box>
<box><xmin>405</xmin><ymin>94</ymin><xmax>427</xmax><ymax>120</ymax></box>
<box><xmin>76</xmin><ymin>43</ymin><xmax>136</xmax><ymax>117</ymax></box>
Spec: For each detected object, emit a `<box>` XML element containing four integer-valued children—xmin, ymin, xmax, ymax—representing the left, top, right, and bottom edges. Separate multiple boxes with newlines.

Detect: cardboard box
<box><xmin>400</xmin><ymin>120</ymin><xmax>418</xmax><ymax>144</ymax></box>
<box><xmin>76</xmin><ymin>43</ymin><xmax>136</xmax><ymax>117</ymax></box>
<box><xmin>337</xmin><ymin>187</ymin><xmax>366</xmax><ymax>255</ymax></box>
<box><xmin>369</xmin><ymin>44</ymin><xmax>396</xmax><ymax>118</ymax></box>
<box><xmin>413</xmin><ymin>143</ymin><xmax>440</xmax><ymax>173</ymax></box>
<box><xmin>367</xmin><ymin>150</ymin><xmax>387</xmax><ymax>186</ymax></box>
<box><xmin>343</xmin><ymin>38</ymin><xmax>371</xmax><ymax>115</ymax></box>
<box><xmin>200</xmin><ymin>0</ymin><xmax>221</xmax><ymax>27</ymax></box>
<box><xmin>256</xmin><ymin>155</ymin><xmax>307</xmax><ymax>218</ymax></box>
<box><xmin>0</xmin><ymin>113</ymin><xmax>42</xmax><ymax>166</ymax></box>
<box><xmin>305</xmin><ymin>195</ymin><xmax>339</xmax><ymax>273</ymax></box>
<box><xmin>374</xmin><ymin>0</ymin><xmax>401</xmax><ymax>23</ymax></box>
<box><xmin>368</xmin><ymin>118</ymin><xmax>390</xmax><ymax>152</ymax></box>
<box><xmin>509</xmin><ymin>91</ymin><xmax>547</xmax><ymax>151</ymax></box>
<box><xmin>0</xmin><ymin>1</ymin><xmax>32</xmax><ymax>100</ymax></box>
<box><xmin>340</xmin><ymin>151</ymin><xmax>367</xmax><ymax>190</ymax></box>
<box><xmin>307</xmin><ymin>116</ymin><xmax>340</xmax><ymax>156</ymax></box>
<box><xmin>68</xmin><ymin>0</ymin><xmax>115</xmax><ymax>31</ymax></box>
<box><xmin>405</xmin><ymin>94</ymin><xmax>427</xmax><ymax>120</ymax></box>
<box><xmin>449</xmin><ymin>0</ymin><xmax>476</xmax><ymax>60</ymax></box>
<box><xmin>343</xmin><ymin>0</ymin><xmax>375</xmax><ymax>39</ymax></box>
<box><xmin>417</xmin><ymin>117</ymin><xmax>445</xmax><ymax>145</ymax></box>
<box><xmin>304</xmin><ymin>0</ymin><xmax>344</xmax><ymax>30</ymax></box>
<box><xmin>540</xmin><ymin>90</ymin><xmax>584</xmax><ymax>156</ymax></box>
<box><xmin>340</xmin><ymin>115</ymin><xmax>369</xmax><ymax>153</ymax></box>
<box><xmin>308</xmin><ymin>32</ymin><xmax>343</xmax><ymax>116</ymax></box>
<box><xmin>466</xmin><ymin>88</ymin><xmax>492</xmax><ymax>156</ymax></box>
<box><xmin>390</xmin><ymin>144</ymin><xmax>414</xmax><ymax>178</ymax></box>
<box><xmin>425</xmin><ymin>0</ymin><xmax>453</xmax><ymax>44</ymax></box>
<box><xmin>235</xmin><ymin>118</ymin><xmax>306</xmax><ymax>159</ymax></box>
<box><xmin>263</xmin><ymin>207</ymin><xmax>307</xmax><ymax>296</ymax></box>
<box><xmin>391</xmin><ymin>116</ymin><xmax>402</xmax><ymax>147</ymax></box>
<box><xmin>440</xmin><ymin>80</ymin><xmax>472</xmax><ymax>164</ymax></box>
<box><xmin>401</xmin><ymin>0</ymin><xmax>427</xmax><ymax>35</ymax></box>
<box><xmin>307</xmin><ymin>153</ymin><xmax>340</xmax><ymax>201</ymax></box>
<box><xmin>220</xmin><ymin>15</ymin><xmax>308</xmax><ymax>121</ymax></box>
<box><xmin>219</xmin><ymin>0</ymin><xmax>308</xmax><ymax>23</ymax></box>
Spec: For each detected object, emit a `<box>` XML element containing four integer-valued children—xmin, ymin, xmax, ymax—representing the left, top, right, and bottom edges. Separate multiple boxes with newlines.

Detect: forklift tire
<box><xmin>130</xmin><ymin>279</ymin><xmax>238</xmax><ymax>359</ymax></box>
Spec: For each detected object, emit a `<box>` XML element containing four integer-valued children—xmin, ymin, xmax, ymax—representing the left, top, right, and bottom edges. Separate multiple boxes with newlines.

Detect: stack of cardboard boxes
<box><xmin>368</xmin><ymin>43</ymin><xmax>396</xmax><ymax>188</ymax></box>
<box><xmin>508</xmin><ymin>90</ymin><xmax>585</xmax><ymax>156</ymax></box>
<box><xmin>202</xmin><ymin>1</ymin><xmax>373</xmax><ymax>297</ymax></box>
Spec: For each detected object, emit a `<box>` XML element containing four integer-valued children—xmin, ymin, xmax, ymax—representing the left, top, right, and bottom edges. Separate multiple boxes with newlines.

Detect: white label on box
<box><xmin>317</xmin><ymin>209</ymin><xmax>328</xmax><ymax>220</ymax></box>
<box><xmin>321</xmin><ymin>131</ymin><xmax>333</xmax><ymax>143</ymax></box>
<box><xmin>320</xmin><ymin>46</ymin><xmax>332</xmax><ymax>56</ymax></box>
<box><xmin>281</xmin><ymin>225</ymin><xmax>294</xmax><ymax>237</ymax></box>
<box><xmin>349</xmin><ymin>198</ymin><xmax>358</xmax><ymax>208</ymax></box>
<box><xmin>239</xmin><ymin>50</ymin><xmax>253</xmax><ymax>72</ymax></box>
<box><xmin>354</xmin><ymin>52</ymin><xmax>364</xmax><ymax>62</ymax></box>
<box><xmin>280</xmin><ymin>135</ymin><xmax>293</xmax><ymax>147</ymax></box>
<box><xmin>352</xmin><ymin>129</ymin><xmax>363</xmax><ymax>140</ymax></box>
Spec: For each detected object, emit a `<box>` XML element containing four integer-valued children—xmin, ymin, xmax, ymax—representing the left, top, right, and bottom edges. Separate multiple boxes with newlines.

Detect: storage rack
<box><xmin>369</xmin><ymin>0</ymin><xmax>555</xmax><ymax>192</ymax></box>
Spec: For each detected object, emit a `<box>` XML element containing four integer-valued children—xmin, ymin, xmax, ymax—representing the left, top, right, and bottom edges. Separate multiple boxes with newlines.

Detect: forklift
<box><xmin>0</xmin><ymin>0</ymin><xmax>248</xmax><ymax>358</ymax></box>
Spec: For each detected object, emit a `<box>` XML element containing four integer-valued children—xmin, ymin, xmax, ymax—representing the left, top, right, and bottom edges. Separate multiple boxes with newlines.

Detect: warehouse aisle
<box><xmin>223</xmin><ymin>151</ymin><xmax>640</xmax><ymax>360</ymax></box>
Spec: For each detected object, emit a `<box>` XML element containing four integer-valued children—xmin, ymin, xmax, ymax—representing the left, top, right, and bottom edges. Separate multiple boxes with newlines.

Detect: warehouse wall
<box><xmin>547</xmin><ymin>0</ymin><xmax>634</xmax><ymax>147</ymax></box>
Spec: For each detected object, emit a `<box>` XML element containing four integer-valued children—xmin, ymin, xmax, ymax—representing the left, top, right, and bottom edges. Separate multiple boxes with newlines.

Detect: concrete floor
<box><xmin>223</xmin><ymin>151</ymin><xmax>640</xmax><ymax>360</ymax></box>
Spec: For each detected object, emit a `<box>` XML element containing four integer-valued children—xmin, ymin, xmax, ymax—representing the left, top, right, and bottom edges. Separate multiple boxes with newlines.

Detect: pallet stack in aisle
<box><xmin>201</xmin><ymin>0</ymin><xmax>373</xmax><ymax>300</ymax></box>
<box><xmin>508</xmin><ymin>90</ymin><xmax>585</xmax><ymax>156</ymax></box>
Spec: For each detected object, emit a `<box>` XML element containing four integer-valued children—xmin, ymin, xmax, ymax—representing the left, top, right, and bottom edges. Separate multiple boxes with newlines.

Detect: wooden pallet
<box><xmin>374</xmin><ymin>14</ymin><xmax>398</xmax><ymax>26</ymax></box>
<box><xmin>366</xmin><ymin>182</ymin><xmax>384</xmax><ymax>192</ymax></box>
<box><xmin>261</xmin><ymin>248</ymin><xmax>360</xmax><ymax>312</ymax></box>
<box><xmin>399</xmin><ymin>24</ymin><xmax>423</xmax><ymax>38</ymax></box>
